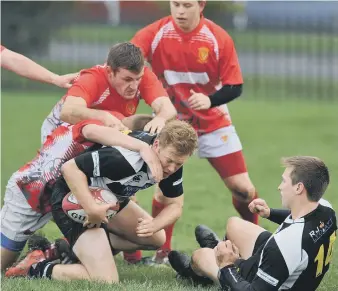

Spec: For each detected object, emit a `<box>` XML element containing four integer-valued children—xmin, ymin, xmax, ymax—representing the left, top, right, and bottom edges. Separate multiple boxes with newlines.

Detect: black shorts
<box><xmin>235</xmin><ymin>231</ymin><xmax>272</xmax><ymax>282</ymax></box>
<box><xmin>50</xmin><ymin>178</ymin><xmax>129</xmax><ymax>248</ymax></box>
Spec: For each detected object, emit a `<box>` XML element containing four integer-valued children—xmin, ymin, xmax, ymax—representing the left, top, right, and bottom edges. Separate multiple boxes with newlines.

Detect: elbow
<box><xmin>167</xmin><ymin>103</ymin><xmax>177</xmax><ymax>119</ymax></box>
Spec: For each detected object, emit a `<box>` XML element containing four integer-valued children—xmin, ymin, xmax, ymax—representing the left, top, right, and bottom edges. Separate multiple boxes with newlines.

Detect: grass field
<box><xmin>1</xmin><ymin>92</ymin><xmax>338</xmax><ymax>290</ymax></box>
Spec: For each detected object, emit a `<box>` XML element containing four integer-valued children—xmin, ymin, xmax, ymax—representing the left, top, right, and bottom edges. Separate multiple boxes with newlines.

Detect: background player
<box><xmin>128</xmin><ymin>0</ymin><xmax>258</xmax><ymax>265</ymax></box>
<box><xmin>1</xmin><ymin>114</ymin><xmax>162</xmax><ymax>272</ymax></box>
<box><xmin>169</xmin><ymin>156</ymin><xmax>336</xmax><ymax>291</ymax></box>
<box><xmin>41</xmin><ymin>42</ymin><xmax>177</xmax><ymax>143</ymax></box>
<box><xmin>10</xmin><ymin>120</ymin><xmax>198</xmax><ymax>283</ymax></box>
<box><xmin>0</xmin><ymin>45</ymin><xmax>77</xmax><ymax>88</ymax></box>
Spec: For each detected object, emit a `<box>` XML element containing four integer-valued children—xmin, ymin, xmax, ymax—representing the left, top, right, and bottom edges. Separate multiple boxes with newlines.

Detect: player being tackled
<box><xmin>168</xmin><ymin>156</ymin><xmax>337</xmax><ymax>291</ymax></box>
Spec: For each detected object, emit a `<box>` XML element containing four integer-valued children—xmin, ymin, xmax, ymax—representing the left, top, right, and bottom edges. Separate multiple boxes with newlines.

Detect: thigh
<box><xmin>106</xmin><ymin>200</ymin><xmax>165</xmax><ymax>247</ymax></box>
<box><xmin>226</xmin><ymin>217</ymin><xmax>267</xmax><ymax>259</ymax></box>
<box><xmin>73</xmin><ymin>228</ymin><xmax>118</xmax><ymax>283</ymax></box>
<box><xmin>1</xmin><ymin>180</ymin><xmax>52</xmax><ymax>252</ymax></box>
<box><xmin>198</xmin><ymin>125</ymin><xmax>243</xmax><ymax>159</ymax></box>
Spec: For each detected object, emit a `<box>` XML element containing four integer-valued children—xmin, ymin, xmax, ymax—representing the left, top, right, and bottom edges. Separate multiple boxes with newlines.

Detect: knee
<box><xmin>226</xmin><ymin>216</ymin><xmax>243</xmax><ymax>239</ymax></box>
<box><xmin>191</xmin><ymin>248</ymin><xmax>208</xmax><ymax>266</ymax></box>
<box><xmin>153</xmin><ymin>229</ymin><xmax>166</xmax><ymax>249</ymax></box>
<box><xmin>231</xmin><ymin>185</ymin><xmax>256</xmax><ymax>202</ymax></box>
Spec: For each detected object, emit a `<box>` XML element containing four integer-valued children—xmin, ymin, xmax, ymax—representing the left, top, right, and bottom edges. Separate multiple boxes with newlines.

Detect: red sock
<box><xmin>123</xmin><ymin>250</ymin><xmax>142</xmax><ymax>264</ymax></box>
<box><xmin>232</xmin><ymin>193</ymin><xmax>259</xmax><ymax>225</ymax></box>
<box><xmin>152</xmin><ymin>198</ymin><xmax>175</xmax><ymax>252</ymax></box>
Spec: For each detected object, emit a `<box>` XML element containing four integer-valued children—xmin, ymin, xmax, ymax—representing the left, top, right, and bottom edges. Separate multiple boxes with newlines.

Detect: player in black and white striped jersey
<box><xmin>26</xmin><ymin>119</ymin><xmax>198</xmax><ymax>283</ymax></box>
<box><xmin>169</xmin><ymin>156</ymin><xmax>337</xmax><ymax>291</ymax></box>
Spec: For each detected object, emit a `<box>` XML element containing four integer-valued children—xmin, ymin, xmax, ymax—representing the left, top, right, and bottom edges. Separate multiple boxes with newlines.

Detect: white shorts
<box><xmin>198</xmin><ymin>125</ymin><xmax>243</xmax><ymax>158</ymax></box>
<box><xmin>1</xmin><ymin>178</ymin><xmax>52</xmax><ymax>251</ymax></box>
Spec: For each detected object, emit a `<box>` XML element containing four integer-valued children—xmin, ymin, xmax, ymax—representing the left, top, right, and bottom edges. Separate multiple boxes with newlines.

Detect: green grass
<box><xmin>54</xmin><ymin>24</ymin><xmax>338</xmax><ymax>54</ymax></box>
<box><xmin>1</xmin><ymin>92</ymin><xmax>338</xmax><ymax>290</ymax></box>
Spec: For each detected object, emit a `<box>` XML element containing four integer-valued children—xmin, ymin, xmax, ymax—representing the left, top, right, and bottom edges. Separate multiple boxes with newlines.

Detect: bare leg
<box><xmin>191</xmin><ymin>248</ymin><xmax>219</xmax><ymax>284</ymax></box>
<box><xmin>226</xmin><ymin>217</ymin><xmax>266</xmax><ymax>259</ymax></box>
<box><xmin>52</xmin><ymin>264</ymin><xmax>89</xmax><ymax>281</ymax></box>
<box><xmin>73</xmin><ymin>228</ymin><xmax>118</xmax><ymax>283</ymax></box>
<box><xmin>1</xmin><ymin>248</ymin><xmax>20</xmax><ymax>271</ymax></box>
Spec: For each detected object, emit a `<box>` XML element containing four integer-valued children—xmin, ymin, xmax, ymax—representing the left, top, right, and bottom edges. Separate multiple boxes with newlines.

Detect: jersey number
<box><xmin>314</xmin><ymin>231</ymin><xmax>336</xmax><ymax>277</ymax></box>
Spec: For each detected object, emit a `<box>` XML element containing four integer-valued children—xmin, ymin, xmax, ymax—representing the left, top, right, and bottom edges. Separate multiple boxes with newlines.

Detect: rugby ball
<box><xmin>62</xmin><ymin>187</ymin><xmax>120</xmax><ymax>224</ymax></box>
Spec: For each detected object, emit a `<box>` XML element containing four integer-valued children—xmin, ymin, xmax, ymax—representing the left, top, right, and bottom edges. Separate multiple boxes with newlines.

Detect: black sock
<box><xmin>42</xmin><ymin>262</ymin><xmax>56</xmax><ymax>279</ymax></box>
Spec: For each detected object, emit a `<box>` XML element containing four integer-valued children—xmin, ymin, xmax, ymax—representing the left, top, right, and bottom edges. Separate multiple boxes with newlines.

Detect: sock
<box><xmin>152</xmin><ymin>198</ymin><xmax>175</xmax><ymax>253</ymax></box>
<box><xmin>29</xmin><ymin>261</ymin><xmax>56</xmax><ymax>279</ymax></box>
<box><xmin>43</xmin><ymin>262</ymin><xmax>56</xmax><ymax>279</ymax></box>
<box><xmin>232</xmin><ymin>192</ymin><xmax>259</xmax><ymax>225</ymax></box>
<box><xmin>123</xmin><ymin>250</ymin><xmax>142</xmax><ymax>263</ymax></box>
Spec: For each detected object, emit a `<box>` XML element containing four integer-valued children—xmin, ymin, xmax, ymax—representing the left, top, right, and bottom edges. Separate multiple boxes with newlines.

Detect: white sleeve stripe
<box><xmin>257</xmin><ymin>268</ymin><xmax>279</xmax><ymax>286</ymax></box>
<box><xmin>228</xmin><ymin>268</ymin><xmax>238</xmax><ymax>283</ymax></box>
<box><xmin>92</xmin><ymin>151</ymin><xmax>100</xmax><ymax>177</ymax></box>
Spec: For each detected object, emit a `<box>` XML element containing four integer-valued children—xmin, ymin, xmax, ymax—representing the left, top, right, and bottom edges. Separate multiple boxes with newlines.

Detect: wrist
<box><xmin>50</xmin><ymin>74</ymin><xmax>60</xmax><ymax>85</ymax></box>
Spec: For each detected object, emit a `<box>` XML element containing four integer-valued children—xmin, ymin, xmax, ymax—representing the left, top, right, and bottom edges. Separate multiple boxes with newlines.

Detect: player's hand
<box><xmin>139</xmin><ymin>144</ymin><xmax>163</xmax><ymax>183</ymax></box>
<box><xmin>52</xmin><ymin>73</ymin><xmax>78</xmax><ymax>89</ymax></box>
<box><xmin>214</xmin><ymin>240</ymin><xmax>240</xmax><ymax>268</ymax></box>
<box><xmin>136</xmin><ymin>217</ymin><xmax>157</xmax><ymax>237</ymax></box>
<box><xmin>102</xmin><ymin>112</ymin><xmax>128</xmax><ymax>131</ymax></box>
<box><xmin>248</xmin><ymin>198</ymin><xmax>270</xmax><ymax>218</ymax></box>
<box><xmin>84</xmin><ymin>203</ymin><xmax>116</xmax><ymax>228</ymax></box>
<box><xmin>144</xmin><ymin>116</ymin><xmax>166</xmax><ymax>134</ymax></box>
<box><xmin>188</xmin><ymin>89</ymin><xmax>211</xmax><ymax>110</ymax></box>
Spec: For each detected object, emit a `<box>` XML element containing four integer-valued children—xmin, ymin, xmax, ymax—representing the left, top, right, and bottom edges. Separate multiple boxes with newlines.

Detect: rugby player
<box><xmin>41</xmin><ymin>42</ymin><xmax>177</xmax><ymax>144</ymax></box>
<box><xmin>128</xmin><ymin>0</ymin><xmax>258</xmax><ymax>264</ymax></box>
<box><xmin>169</xmin><ymin>156</ymin><xmax>337</xmax><ymax>291</ymax></box>
<box><xmin>1</xmin><ymin>114</ymin><xmax>162</xmax><ymax>272</ymax></box>
<box><xmin>11</xmin><ymin>120</ymin><xmax>198</xmax><ymax>283</ymax></box>
<box><xmin>0</xmin><ymin>44</ymin><xmax>77</xmax><ymax>88</ymax></box>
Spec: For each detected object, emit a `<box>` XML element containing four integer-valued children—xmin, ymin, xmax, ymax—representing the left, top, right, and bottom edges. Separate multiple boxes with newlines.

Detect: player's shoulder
<box><xmin>203</xmin><ymin>18</ymin><xmax>234</xmax><ymax>43</ymax></box>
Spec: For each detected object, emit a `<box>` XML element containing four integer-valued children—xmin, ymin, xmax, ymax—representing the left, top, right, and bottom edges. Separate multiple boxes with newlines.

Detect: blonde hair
<box><xmin>281</xmin><ymin>156</ymin><xmax>330</xmax><ymax>202</ymax></box>
<box><xmin>157</xmin><ymin>120</ymin><xmax>198</xmax><ymax>156</ymax></box>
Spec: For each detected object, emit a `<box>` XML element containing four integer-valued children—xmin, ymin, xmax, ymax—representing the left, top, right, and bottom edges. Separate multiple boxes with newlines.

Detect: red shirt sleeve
<box><xmin>72</xmin><ymin>119</ymin><xmax>104</xmax><ymax>143</ymax></box>
<box><xmin>139</xmin><ymin>67</ymin><xmax>168</xmax><ymax>105</ymax></box>
<box><xmin>131</xmin><ymin>19</ymin><xmax>163</xmax><ymax>60</ymax></box>
<box><xmin>66</xmin><ymin>69</ymin><xmax>102</xmax><ymax>106</ymax></box>
<box><xmin>218</xmin><ymin>32</ymin><xmax>243</xmax><ymax>85</ymax></box>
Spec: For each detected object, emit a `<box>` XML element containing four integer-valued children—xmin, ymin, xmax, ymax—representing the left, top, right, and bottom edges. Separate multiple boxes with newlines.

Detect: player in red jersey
<box><xmin>128</xmin><ymin>0</ymin><xmax>259</xmax><ymax>265</ymax></box>
<box><xmin>41</xmin><ymin>42</ymin><xmax>177</xmax><ymax>144</ymax></box>
<box><xmin>0</xmin><ymin>114</ymin><xmax>163</xmax><ymax>272</ymax></box>
<box><xmin>0</xmin><ymin>45</ymin><xmax>77</xmax><ymax>88</ymax></box>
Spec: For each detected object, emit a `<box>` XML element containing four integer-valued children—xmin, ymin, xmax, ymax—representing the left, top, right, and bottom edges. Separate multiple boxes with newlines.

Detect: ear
<box><xmin>295</xmin><ymin>182</ymin><xmax>305</xmax><ymax>195</ymax></box>
<box><xmin>106</xmin><ymin>66</ymin><xmax>112</xmax><ymax>75</ymax></box>
<box><xmin>153</xmin><ymin>139</ymin><xmax>159</xmax><ymax>150</ymax></box>
<box><xmin>199</xmin><ymin>0</ymin><xmax>206</xmax><ymax>13</ymax></box>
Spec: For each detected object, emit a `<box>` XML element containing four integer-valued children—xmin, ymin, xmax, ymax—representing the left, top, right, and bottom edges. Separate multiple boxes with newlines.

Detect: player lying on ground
<box><xmin>169</xmin><ymin>156</ymin><xmax>337</xmax><ymax>291</ymax></box>
<box><xmin>0</xmin><ymin>44</ymin><xmax>77</xmax><ymax>88</ymax></box>
<box><xmin>41</xmin><ymin>42</ymin><xmax>177</xmax><ymax>144</ymax></box>
<box><xmin>8</xmin><ymin>120</ymin><xmax>198</xmax><ymax>283</ymax></box>
<box><xmin>1</xmin><ymin>114</ymin><xmax>163</xmax><ymax>272</ymax></box>
<box><xmin>128</xmin><ymin>0</ymin><xmax>259</xmax><ymax>265</ymax></box>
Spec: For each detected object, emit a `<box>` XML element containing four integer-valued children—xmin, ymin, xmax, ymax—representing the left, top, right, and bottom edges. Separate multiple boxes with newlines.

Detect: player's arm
<box><xmin>59</xmin><ymin>73</ymin><xmax>126</xmax><ymax>129</ymax></box>
<box><xmin>140</xmin><ymin>68</ymin><xmax>177</xmax><ymax>133</ymax></box>
<box><xmin>77</xmin><ymin>122</ymin><xmax>162</xmax><ymax>182</ymax></box>
<box><xmin>136</xmin><ymin>167</ymin><xmax>184</xmax><ymax>237</ymax></box>
<box><xmin>267</xmin><ymin>209</ymin><xmax>291</xmax><ymax>224</ymax></box>
<box><xmin>218</xmin><ymin>238</ymin><xmax>289</xmax><ymax>291</ymax></box>
<box><xmin>0</xmin><ymin>46</ymin><xmax>77</xmax><ymax>88</ymax></box>
<box><xmin>208</xmin><ymin>32</ymin><xmax>244</xmax><ymax>108</ymax></box>
<box><xmin>61</xmin><ymin>147</ymin><xmax>136</xmax><ymax>224</ymax></box>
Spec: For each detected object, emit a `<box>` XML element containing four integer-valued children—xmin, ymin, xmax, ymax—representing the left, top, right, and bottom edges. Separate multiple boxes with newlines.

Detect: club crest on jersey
<box><xmin>197</xmin><ymin>47</ymin><xmax>209</xmax><ymax>64</ymax></box>
<box><xmin>126</xmin><ymin>102</ymin><xmax>136</xmax><ymax>115</ymax></box>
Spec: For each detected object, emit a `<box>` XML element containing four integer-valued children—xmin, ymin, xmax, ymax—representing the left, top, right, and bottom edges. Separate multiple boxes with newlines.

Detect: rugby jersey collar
<box><xmin>171</xmin><ymin>15</ymin><xmax>206</xmax><ymax>39</ymax></box>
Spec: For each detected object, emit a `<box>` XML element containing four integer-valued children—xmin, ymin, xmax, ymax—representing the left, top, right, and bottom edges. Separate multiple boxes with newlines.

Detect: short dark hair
<box><xmin>107</xmin><ymin>42</ymin><xmax>144</xmax><ymax>74</ymax></box>
<box><xmin>281</xmin><ymin>156</ymin><xmax>330</xmax><ymax>202</ymax></box>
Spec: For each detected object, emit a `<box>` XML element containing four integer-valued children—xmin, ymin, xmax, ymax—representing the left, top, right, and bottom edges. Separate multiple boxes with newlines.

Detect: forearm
<box><xmin>61</xmin><ymin>161</ymin><xmax>96</xmax><ymax>211</ymax></box>
<box><xmin>152</xmin><ymin>98</ymin><xmax>177</xmax><ymax>121</ymax></box>
<box><xmin>2</xmin><ymin>50</ymin><xmax>59</xmax><ymax>84</ymax></box>
<box><xmin>61</xmin><ymin>105</ymin><xmax>107</xmax><ymax>125</ymax></box>
<box><xmin>267</xmin><ymin>209</ymin><xmax>291</xmax><ymax>224</ymax></box>
<box><xmin>208</xmin><ymin>84</ymin><xmax>243</xmax><ymax>107</ymax></box>
<box><xmin>83</xmin><ymin>125</ymin><xmax>149</xmax><ymax>152</ymax></box>
<box><xmin>153</xmin><ymin>202</ymin><xmax>182</xmax><ymax>231</ymax></box>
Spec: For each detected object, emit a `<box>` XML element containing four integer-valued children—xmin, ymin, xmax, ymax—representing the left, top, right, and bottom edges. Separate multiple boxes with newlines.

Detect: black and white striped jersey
<box><xmin>219</xmin><ymin>201</ymin><xmax>337</xmax><ymax>291</ymax></box>
<box><xmin>73</xmin><ymin>131</ymin><xmax>184</xmax><ymax>202</ymax></box>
